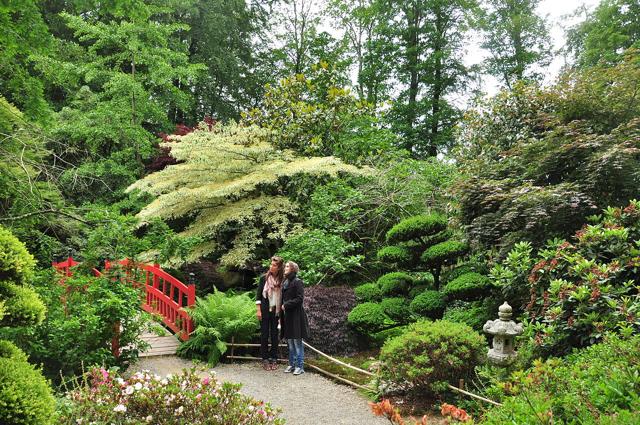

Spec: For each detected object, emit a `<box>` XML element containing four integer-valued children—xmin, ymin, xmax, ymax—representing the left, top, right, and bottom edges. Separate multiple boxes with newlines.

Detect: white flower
<box><xmin>176</xmin><ymin>406</ymin><xmax>184</xmax><ymax>415</ymax></box>
<box><xmin>113</xmin><ymin>404</ymin><xmax>127</xmax><ymax>413</ymax></box>
<box><xmin>115</xmin><ymin>378</ymin><xmax>125</xmax><ymax>386</ymax></box>
<box><xmin>145</xmin><ymin>415</ymin><xmax>153</xmax><ymax>423</ymax></box>
<box><xmin>160</xmin><ymin>378</ymin><xmax>168</xmax><ymax>385</ymax></box>
<box><xmin>134</xmin><ymin>382</ymin><xmax>143</xmax><ymax>391</ymax></box>
<box><xmin>76</xmin><ymin>419</ymin><xmax>83</xmax><ymax>424</ymax></box>
<box><xmin>124</xmin><ymin>386</ymin><xmax>135</xmax><ymax>395</ymax></box>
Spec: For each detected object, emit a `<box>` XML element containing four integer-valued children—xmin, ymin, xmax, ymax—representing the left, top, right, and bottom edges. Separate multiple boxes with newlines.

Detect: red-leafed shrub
<box><xmin>303</xmin><ymin>285</ymin><xmax>360</xmax><ymax>355</ymax></box>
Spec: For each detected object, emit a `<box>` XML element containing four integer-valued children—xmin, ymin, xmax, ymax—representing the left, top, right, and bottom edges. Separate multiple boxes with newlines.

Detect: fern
<box><xmin>177</xmin><ymin>289</ymin><xmax>258</xmax><ymax>365</ymax></box>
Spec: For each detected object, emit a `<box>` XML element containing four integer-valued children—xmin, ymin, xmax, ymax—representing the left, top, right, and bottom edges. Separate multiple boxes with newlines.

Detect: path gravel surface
<box><xmin>131</xmin><ymin>356</ymin><xmax>389</xmax><ymax>425</ymax></box>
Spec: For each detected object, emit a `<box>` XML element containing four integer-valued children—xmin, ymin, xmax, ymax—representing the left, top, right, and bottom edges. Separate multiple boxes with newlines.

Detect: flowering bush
<box><xmin>492</xmin><ymin>201</ymin><xmax>640</xmax><ymax>357</ymax></box>
<box><xmin>58</xmin><ymin>367</ymin><xmax>283</xmax><ymax>425</ymax></box>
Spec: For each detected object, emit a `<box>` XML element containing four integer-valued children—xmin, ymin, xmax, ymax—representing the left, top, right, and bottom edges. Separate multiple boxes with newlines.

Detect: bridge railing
<box><xmin>52</xmin><ymin>256</ymin><xmax>195</xmax><ymax>345</ymax></box>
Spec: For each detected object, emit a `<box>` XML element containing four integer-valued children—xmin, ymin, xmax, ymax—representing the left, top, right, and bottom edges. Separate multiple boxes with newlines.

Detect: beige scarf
<box><xmin>263</xmin><ymin>274</ymin><xmax>282</xmax><ymax>312</ymax></box>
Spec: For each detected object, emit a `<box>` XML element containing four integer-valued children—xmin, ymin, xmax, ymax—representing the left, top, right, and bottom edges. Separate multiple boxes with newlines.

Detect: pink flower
<box><xmin>202</xmin><ymin>377</ymin><xmax>210</xmax><ymax>385</ymax></box>
<box><xmin>100</xmin><ymin>368</ymin><xmax>109</xmax><ymax>380</ymax></box>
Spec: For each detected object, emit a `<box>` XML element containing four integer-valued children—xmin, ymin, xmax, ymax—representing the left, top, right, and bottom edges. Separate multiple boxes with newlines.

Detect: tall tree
<box><xmin>567</xmin><ymin>0</ymin><xmax>640</xmax><ymax>67</ymax></box>
<box><xmin>48</xmin><ymin>1</ymin><xmax>204</xmax><ymax>203</ymax></box>
<box><xmin>387</xmin><ymin>0</ymin><xmax>478</xmax><ymax>157</ymax></box>
<box><xmin>181</xmin><ymin>0</ymin><xmax>272</xmax><ymax>121</ymax></box>
<box><xmin>0</xmin><ymin>1</ymin><xmax>53</xmax><ymax>122</ymax></box>
<box><xmin>480</xmin><ymin>0</ymin><xmax>552</xmax><ymax>88</ymax></box>
<box><xmin>326</xmin><ymin>0</ymin><xmax>394</xmax><ymax>106</ymax></box>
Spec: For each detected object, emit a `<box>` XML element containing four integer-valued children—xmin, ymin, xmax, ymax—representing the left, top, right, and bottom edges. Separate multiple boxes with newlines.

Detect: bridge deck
<box><xmin>139</xmin><ymin>330</ymin><xmax>181</xmax><ymax>357</ymax></box>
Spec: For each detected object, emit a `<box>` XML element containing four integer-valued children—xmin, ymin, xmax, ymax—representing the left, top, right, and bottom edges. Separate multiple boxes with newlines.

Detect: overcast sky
<box><xmin>467</xmin><ymin>0</ymin><xmax>602</xmax><ymax>95</ymax></box>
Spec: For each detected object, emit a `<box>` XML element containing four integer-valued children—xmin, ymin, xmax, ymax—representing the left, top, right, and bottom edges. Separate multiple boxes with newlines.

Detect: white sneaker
<box><xmin>293</xmin><ymin>367</ymin><xmax>304</xmax><ymax>375</ymax></box>
<box><xmin>283</xmin><ymin>366</ymin><xmax>294</xmax><ymax>373</ymax></box>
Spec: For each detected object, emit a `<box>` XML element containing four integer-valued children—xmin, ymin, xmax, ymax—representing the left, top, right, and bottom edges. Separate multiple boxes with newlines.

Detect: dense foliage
<box><xmin>492</xmin><ymin>200</ymin><xmax>640</xmax><ymax>357</ymax></box>
<box><xmin>456</xmin><ymin>51</ymin><xmax>640</xmax><ymax>253</ymax></box>
<box><xmin>3</xmin><ymin>270</ymin><xmax>148</xmax><ymax>381</ymax></box>
<box><xmin>481</xmin><ymin>334</ymin><xmax>640</xmax><ymax>424</ymax></box>
<box><xmin>303</xmin><ymin>285</ymin><xmax>360</xmax><ymax>354</ymax></box>
<box><xmin>129</xmin><ymin>122</ymin><xmax>367</xmax><ymax>269</ymax></box>
<box><xmin>0</xmin><ymin>227</ymin><xmax>54</xmax><ymax>425</ymax></box>
<box><xmin>178</xmin><ymin>290</ymin><xmax>258</xmax><ymax>365</ymax></box>
<box><xmin>379</xmin><ymin>320</ymin><xmax>486</xmax><ymax>395</ymax></box>
<box><xmin>58</xmin><ymin>367</ymin><xmax>283</xmax><ymax>424</ymax></box>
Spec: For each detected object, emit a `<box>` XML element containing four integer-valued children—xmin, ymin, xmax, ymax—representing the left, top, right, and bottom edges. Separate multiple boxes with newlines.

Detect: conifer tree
<box><xmin>128</xmin><ymin>122</ymin><xmax>367</xmax><ymax>268</ymax></box>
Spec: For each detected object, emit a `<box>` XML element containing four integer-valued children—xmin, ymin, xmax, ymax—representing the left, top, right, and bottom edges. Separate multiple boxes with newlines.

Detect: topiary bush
<box><xmin>0</xmin><ymin>350</ymin><xmax>55</xmax><ymax>425</ymax></box>
<box><xmin>442</xmin><ymin>272</ymin><xmax>492</xmax><ymax>301</ymax></box>
<box><xmin>354</xmin><ymin>282</ymin><xmax>382</xmax><ymax>302</ymax></box>
<box><xmin>443</xmin><ymin>301</ymin><xmax>493</xmax><ymax>332</ymax></box>
<box><xmin>379</xmin><ymin>320</ymin><xmax>486</xmax><ymax>395</ymax></box>
<box><xmin>303</xmin><ymin>285</ymin><xmax>359</xmax><ymax>355</ymax></box>
<box><xmin>442</xmin><ymin>261</ymin><xmax>489</xmax><ymax>284</ymax></box>
<box><xmin>0</xmin><ymin>227</ymin><xmax>54</xmax><ymax>424</ymax></box>
<box><xmin>380</xmin><ymin>297</ymin><xmax>413</xmax><ymax>324</ymax></box>
<box><xmin>376</xmin><ymin>245</ymin><xmax>411</xmax><ymax>265</ymax></box>
<box><xmin>421</xmin><ymin>240</ymin><xmax>469</xmax><ymax>270</ymax></box>
<box><xmin>410</xmin><ymin>290</ymin><xmax>446</xmax><ymax>319</ymax></box>
<box><xmin>378</xmin><ymin>272</ymin><xmax>414</xmax><ymax>297</ymax></box>
<box><xmin>0</xmin><ymin>226</ymin><xmax>36</xmax><ymax>285</ymax></box>
<box><xmin>347</xmin><ymin>302</ymin><xmax>395</xmax><ymax>335</ymax></box>
<box><xmin>386</xmin><ymin>214</ymin><xmax>448</xmax><ymax>243</ymax></box>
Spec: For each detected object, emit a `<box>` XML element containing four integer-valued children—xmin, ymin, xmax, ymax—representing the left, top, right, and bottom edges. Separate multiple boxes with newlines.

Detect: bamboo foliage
<box><xmin>128</xmin><ymin>122</ymin><xmax>368</xmax><ymax>267</ymax></box>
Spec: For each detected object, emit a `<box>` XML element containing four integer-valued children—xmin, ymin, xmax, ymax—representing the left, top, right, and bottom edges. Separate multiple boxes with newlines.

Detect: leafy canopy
<box><xmin>128</xmin><ymin>122</ymin><xmax>368</xmax><ymax>268</ymax></box>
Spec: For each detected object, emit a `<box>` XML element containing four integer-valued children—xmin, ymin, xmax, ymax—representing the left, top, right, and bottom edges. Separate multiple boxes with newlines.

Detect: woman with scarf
<box><xmin>281</xmin><ymin>261</ymin><xmax>310</xmax><ymax>375</ymax></box>
<box><xmin>256</xmin><ymin>256</ymin><xmax>284</xmax><ymax>370</ymax></box>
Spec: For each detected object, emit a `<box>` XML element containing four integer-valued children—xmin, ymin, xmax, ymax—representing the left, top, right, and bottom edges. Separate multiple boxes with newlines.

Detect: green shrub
<box><xmin>0</xmin><ymin>355</ymin><xmax>55</xmax><ymax>425</ymax></box>
<box><xmin>178</xmin><ymin>290</ymin><xmax>258</xmax><ymax>365</ymax></box>
<box><xmin>443</xmin><ymin>262</ymin><xmax>489</xmax><ymax>284</ymax></box>
<box><xmin>4</xmin><ymin>271</ymin><xmax>148</xmax><ymax>382</ymax></box>
<box><xmin>380</xmin><ymin>297</ymin><xmax>413</xmax><ymax>324</ymax></box>
<box><xmin>275</xmin><ymin>229</ymin><xmax>364</xmax><ymax>285</ymax></box>
<box><xmin>347</xmin><ymin>302</ymin><xmax>395</xmax><ymax>335</ymax></box>
<box><xmin>421</xmin><ymin>240</ymin><xmax>469</xmax><ymax>268</ymax></box>
<box><xmin>0</xmin><ymin>226</ymin><xmax>36</xmax><ymax>285</ymax></box>
<box><xmin>408</xmin><ymin>284</ymin><xmax>429</xmax><ymax>299</ymax></box>
<box><xmin>379</xmin><ymin>320</ymin><xmax>486</xmax><ymax>394</ymax></box>
<box><xmin>376</xmin><ymin>245</ymin><xmax>411</xmax><ymax>264</ymax></box>
<box><xmin>410</xmin><ymin>290</ymin><xmax>446</xmax><ymax>318</ymax></box>
<box><xmin>378</xmin><ymin>272</ymin><xmax>414</xmax><ymax>296</ymax></box>
<box><xmin>354</xmin><ymin>282</ymin><xmax>382</xmax><ymax>302</ymax></box>
<box><xmin>443</xmin><ymin>301</ymin><xmax>493</xmax><ymax>331</ymax></box>
<box><xmin>494</xmin><ymin>201</ymin><xmax>640</xmax><ymax>357</ymax></box>
<box><xmin>442</xmin><ymin>272</ymin><xmax>492</xmax><ymax>301</ymax></box>
<box><xmin>0</xmin><ymin>281</ymin><xmax>45</xmax><ymax>327</ymax></box>
<box><xmin>58</xmin><ymin>367</ymin><xmax>283</xmax><ymax>424</ymax></box>
<box><xmin>482</xmin><ymin>334</ymin><xmax>640</xmax><ymax>424</ymax></box>
<box><xmin>0</xmin><ymin>340</ymin><xmax>27</xmax><ymax>362</ymax></box>
<box><xmin>386</xmin><ymin>214</ymin><xmax>448</xmax><ymax>243</ymax></box>
<box><xmin>413</xmin><ymin>272</ymin><xmax>435</xmax><ymax>286</ymax></box>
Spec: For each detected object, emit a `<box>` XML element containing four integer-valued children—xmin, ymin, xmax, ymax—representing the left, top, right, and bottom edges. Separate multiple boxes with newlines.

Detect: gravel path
<box><xmin>131</xmin><ymin>356</ymin><xmax>389</xmax><ymax>425</ymax></box>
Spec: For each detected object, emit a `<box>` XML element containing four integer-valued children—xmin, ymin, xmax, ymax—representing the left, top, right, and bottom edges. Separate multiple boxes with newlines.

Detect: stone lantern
<box><xmin>483</xmin><ymin>302</ymin><xmax>523</xmax><ymax>366</ymax></box>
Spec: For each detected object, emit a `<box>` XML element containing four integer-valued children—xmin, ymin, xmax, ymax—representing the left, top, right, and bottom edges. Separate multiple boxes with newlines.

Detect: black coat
<box><xmin>255</xmin><ymin>274</ymin><xmax>273</xmax><ymax>318</ymax></box>
<box><xmin>281</xmin><ymin>273</ymin><xmax>310</xmax><ymax>339</ymax></box>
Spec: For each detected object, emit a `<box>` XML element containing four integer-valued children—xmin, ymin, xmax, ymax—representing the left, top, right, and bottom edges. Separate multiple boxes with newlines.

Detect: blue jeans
<box><xmin>287</xmin><ymin>338</ymin><xmax>304</xmax><ymax>369</ymax></box>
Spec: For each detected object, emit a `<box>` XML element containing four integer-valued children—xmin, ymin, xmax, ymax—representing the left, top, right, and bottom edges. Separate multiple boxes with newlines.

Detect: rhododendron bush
<box><xmin>58</xmin><ymin>367</ymin><xmax>283</xmax><ymax>425</ymax></box>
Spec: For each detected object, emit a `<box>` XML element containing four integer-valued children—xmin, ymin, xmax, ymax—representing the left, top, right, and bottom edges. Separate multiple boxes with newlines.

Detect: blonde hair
<box><xmin>285</xmin><ymin>261</ymin><xmax>299</xmax><ymax>273</ymax></box>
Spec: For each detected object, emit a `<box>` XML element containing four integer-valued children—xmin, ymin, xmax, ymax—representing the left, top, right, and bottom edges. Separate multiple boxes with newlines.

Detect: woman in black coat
<box><xmin>281</xmin><ymin>261</ymin><xmax>310</xmax><ymax>375</ymax></box>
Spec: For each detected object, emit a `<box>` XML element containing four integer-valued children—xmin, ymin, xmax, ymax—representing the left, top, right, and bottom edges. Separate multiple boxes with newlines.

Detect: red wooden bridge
<box><xmin>52</xmin><ymin>256</ymin><xmax>195</xmax><ymax>352</ymax></box>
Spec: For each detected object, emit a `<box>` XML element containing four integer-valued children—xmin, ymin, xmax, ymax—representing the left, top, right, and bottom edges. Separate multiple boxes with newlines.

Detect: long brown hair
<box><xmin>267</xmin><ymin>255</ymin><xmax>284</xmax><ymax>283</ymax></box>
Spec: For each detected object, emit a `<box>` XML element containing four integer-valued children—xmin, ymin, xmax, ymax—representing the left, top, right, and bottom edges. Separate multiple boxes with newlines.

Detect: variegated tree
<box><xmin>128</xmin><ymin>122</ymin><xmax>368</xmax><ymax>268</ymax></box>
